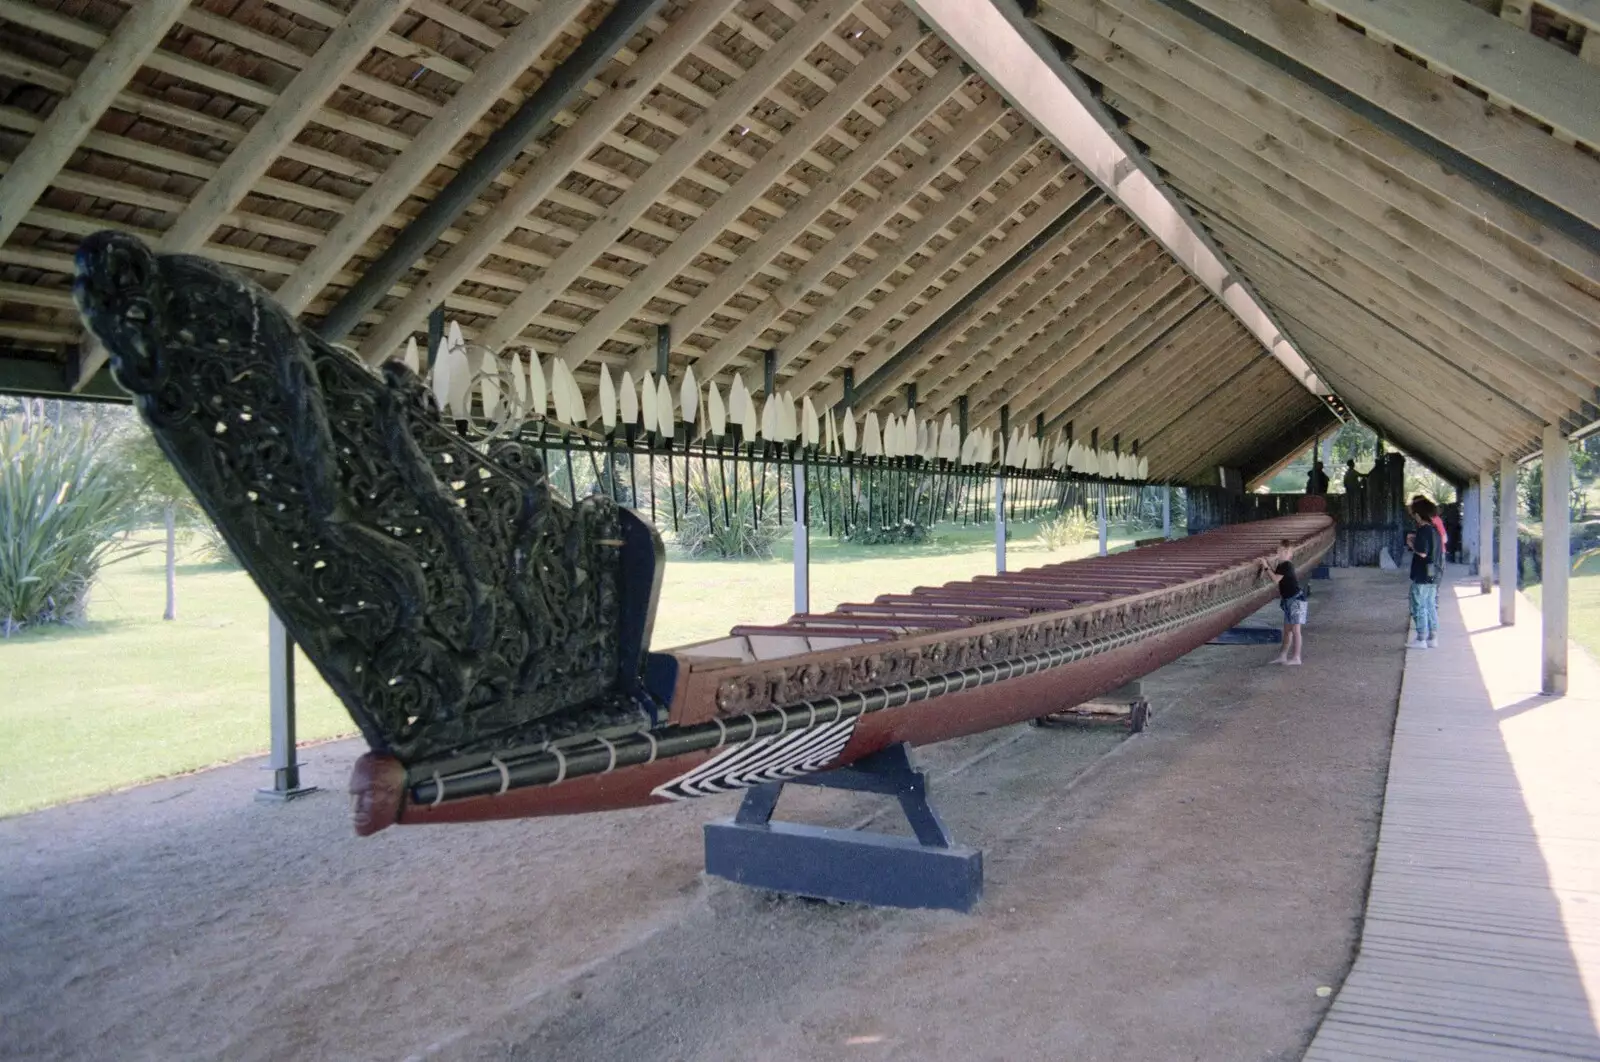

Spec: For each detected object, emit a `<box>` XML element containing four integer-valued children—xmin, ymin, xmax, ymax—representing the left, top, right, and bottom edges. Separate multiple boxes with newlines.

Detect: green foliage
<box><xmin>0</xmin><ymin>413</ymin><xmax>148</xmax><ymax>635</ymax></box>
<box><xmin>673</xmin><ymin>462</ymin><xmax>783</xmax><ymax>559</ymax></box>
<box><xmin>848</xmin><ymin>520</ymin><xmax>929</xmax><ymax>547</ymax></box>
<box><xmin>1038</xmin><ymin>509</ymin><xmax>1095</xmax><ymax>548</ymax></box>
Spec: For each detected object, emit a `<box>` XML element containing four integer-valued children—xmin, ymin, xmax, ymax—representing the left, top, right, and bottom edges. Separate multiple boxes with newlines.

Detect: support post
<box><xmin>259</xmin><ymin>610</ymin><xmax>315</xmax><ymax>801</ymax></box>
<box><xmin>1098</xmin><ymin>482</ymin><xmax>1109</xmax><ymax>556</ymax></box>
<box><xmin>996</xmin><ymin>404</ymin><xmax>1008</xmax><ymax>573</ymax></box>
<box><xmin>1162</xmin><ymin>484</ymin><xmax>1172</xmax><ymax>539</ymax></box>
<box><xmin>1542</xmin><ymin>426</ymin><xmax>1570</xmax><ymax>695</ymax></box>
<box><xmin>792</xmin><ymin>458</ymin><xmax>810</xmax><ymax>616</ymax></box>
<box><xmin>1479</xmin><ymin>467</ymin><xmax>1494</xmax><ymax>594</ymax></box>
<box><xmin>1500</xmin><ymin>455</ymin><xmax>1517</xmax><ymax>626</ymax></box>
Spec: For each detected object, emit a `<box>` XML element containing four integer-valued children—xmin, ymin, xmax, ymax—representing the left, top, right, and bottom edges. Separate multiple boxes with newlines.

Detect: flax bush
<box><xmin>0</xmin><ymin>414</ymin><xmax>146</xmax><ymax>635</ymax></box>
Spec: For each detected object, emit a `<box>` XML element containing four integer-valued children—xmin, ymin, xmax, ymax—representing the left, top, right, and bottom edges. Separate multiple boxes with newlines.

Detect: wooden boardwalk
<box><xmin>1306</xmin><ymin>577</ymin><xmax>1600</xmax><ymax>1060</ymax></box>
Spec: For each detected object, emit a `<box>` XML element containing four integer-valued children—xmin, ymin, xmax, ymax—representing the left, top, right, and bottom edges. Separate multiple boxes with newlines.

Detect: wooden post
<box><xmin>258</xmin><ymin>610</ymin><xmax>315</xmax><ymax>801</ymax></box>
<box><xmin>1478</xmin><ymin>468</ymin><xmax>1494</xmax><ymax>594</ymax></box>
<box><xmin>1162</xmin><ymin>484</ymin><xmax>1172</xmax><ymax>539</ymax></box>
<box><xmin>1499</xmin><ymin>455</ymin><xmax>1517</xmax><ymax>626</ymax></box>
<box><xmin>1542</xmin><ymin>426</ymin><xmax>1569</xmax><ymax>696</ymax></box>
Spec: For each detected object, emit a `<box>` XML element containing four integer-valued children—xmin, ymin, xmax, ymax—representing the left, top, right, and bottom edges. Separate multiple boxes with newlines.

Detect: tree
<box><xmin>116</xmin><ymin>428</ymin><xmax>201</xmax><ymax>620</ymax></box>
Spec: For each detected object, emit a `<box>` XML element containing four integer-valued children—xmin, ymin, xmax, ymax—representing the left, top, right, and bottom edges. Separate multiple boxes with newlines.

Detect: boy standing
<box><xmin>1259</xmin><ymin>539</ymin><xmax>1307</xmax><ymax>665</ymax></box>
<box><xmin>1407</xmin><ymin>498</ymin><xmax>1443</xmax><ymax>648</ymax></box>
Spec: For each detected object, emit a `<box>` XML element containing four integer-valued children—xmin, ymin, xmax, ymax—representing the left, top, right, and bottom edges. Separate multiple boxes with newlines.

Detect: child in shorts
<box><xmin>1259</xmin><ymin>539</ymin><xmax>1306</xmax><ymax>665</ymax></box>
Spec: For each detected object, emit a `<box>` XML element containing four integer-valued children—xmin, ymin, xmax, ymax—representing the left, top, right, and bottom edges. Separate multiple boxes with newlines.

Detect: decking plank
<box><xmin>1304</xmin><ymin>576</ymin><xmax>1600</xmax><ymax>1060</ymax></box>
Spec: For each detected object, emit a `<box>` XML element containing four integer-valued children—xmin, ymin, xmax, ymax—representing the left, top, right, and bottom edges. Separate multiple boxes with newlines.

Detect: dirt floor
<box><xmin>0</xmin><ymin>569</ymin><xmax>1408</xmax><ymax>1062</ymax></box>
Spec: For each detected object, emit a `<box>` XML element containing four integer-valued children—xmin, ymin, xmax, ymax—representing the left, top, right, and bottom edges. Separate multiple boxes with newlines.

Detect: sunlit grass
<box><xmin>0</xmin><ymin>521</ymin><xmax>1140</xmax><ymax>815</ymax></box>
<box><xmin>1527</xmin><ymin>570</ymin><xmax>1600</xmax><ymax>663</ymax></box>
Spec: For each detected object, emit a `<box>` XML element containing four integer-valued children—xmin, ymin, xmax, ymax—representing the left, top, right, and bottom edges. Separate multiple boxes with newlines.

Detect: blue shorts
<box><xmin>1281</xmin><ymin>593</ymin><xmax>1308</xmax><ymax>626</ymax></box>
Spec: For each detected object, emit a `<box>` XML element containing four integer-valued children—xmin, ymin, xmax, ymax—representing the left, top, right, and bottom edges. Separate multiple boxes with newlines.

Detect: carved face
<box><xmin>74</xmin><ymin>230</ymin><xmax>283</xmax><ymax>402</ymax></box>
<box><xmin>349</xmin><ymin>754</ymin><xmax>407</xmax><ymax>836</ymax></box>
<box><xmin>73</xmin><ymin>231</ymin><xmax>168</xmax><ymax>393</ymax></box>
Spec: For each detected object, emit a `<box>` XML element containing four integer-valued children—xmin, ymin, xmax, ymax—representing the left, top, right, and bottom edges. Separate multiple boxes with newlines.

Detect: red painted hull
<box><xmin>396</xmin><ymin>516</ymin><xmax>1328</xmax><ymax>827</ymax></box>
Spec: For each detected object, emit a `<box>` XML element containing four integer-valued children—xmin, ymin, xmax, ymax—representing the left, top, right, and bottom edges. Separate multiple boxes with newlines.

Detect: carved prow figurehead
<box><xmin>74</xmin><ymin>231</ymin><xmax>669</xmax><ymax>833</ymax></box>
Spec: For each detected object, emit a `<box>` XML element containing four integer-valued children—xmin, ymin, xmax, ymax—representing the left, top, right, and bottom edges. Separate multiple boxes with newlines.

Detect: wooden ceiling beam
<box><xmin>764</xmin><ymin>130</ymin><xmax>1043</xmax><ymax>380</ymax></box>
<box><xmin>1141</xmin><ymin>0</ymin><xmax>1600</xmax><ymax>238</ymax></box>
<box><xmin>0</xmin><ymin>0</ymin><xmax>188</xmax><ymax>248</ymax></box>
<box><xmin>1210</xmin><ymin>216</ymin><xmax>1575</xmax><ymax>431</ymax></box>
<box><xmin>1037</xmin><ymin>0</ymin><xmax>1600</xmax><ymax>305</ymax></box>
<box><xmin>663</xmin><ymin>68</ymin><xmax>996</xmax><ymax>383</ymax></box>
<box><xmin>161</xmin><ymin>0</ymin><xmax>402</xmax><ymax>255</ymax></box>
<box><xmin>1155</xmin><ymin>150</ymin><xmax>1598</xmax><ymax>411</ymax></box>
<box><xmin>1171</xmin><ymin>391</ymin><xmax>1327</xmax><ymax>483</ymax></box>
<box><xmin>1306</xmin><ymin>0</ymin><xmax>1600</xmax><ymax>152</ymax></box>
<box><xmin>808</xmin><ymin>174</ymin><xmax>1091</xmax><ymax>410</ymax></box>
<box><xmin>780</xmin><ymin>157</ymin><xmax>1070</xmax><ymax>397</ymax></box>
<box><xmin>474</xmin><ymin>0</ymin><xmax>860</xmax><ymax>353</ymax></box>
<box><xmin>1055</xmin><ymin>308</ymin><xmax>1238</xmax><ymax>434</ymax></box>
<box><xmin>1018</xmin><ymin>284</ymin><xmax>1211</xmax><ymax>427</ymax></box>
<box><xmin>273</xmin><ymin>0</ymin><xmax>583</xmax><ymax>314</ymax></box>
<box><xmin>353</xmin><ymin>0</ymin><xmax>743</xmax><ymax>362</ymax></box>
<box><xmin>625</xmin><ymin>60</ymin><xmax>974</xmax><ymax>380</ymax></box>
<box><xmin>973</xmin><ymin>259</ymin><xmax>1187</xmax><ymax>421</ymax></box>
<box><xmin>915</xmin><ymin>218</ymin><xmax>1144</xmax><ymax>411</ymax></box>
<box><xmin>1093</xmin><ymin>333</ymin><xmax>1261</xmax><ymax>454</ymax></box>
<box><xmin>1059</xmin><ymin>30</ymin><xmax>1600</xmax><ymax>353</ymax></box>
<box><xmin>858</xmin><ymin>205</ymin><xmax>1125</xmax><ymax>411</ymax></box>
<box><xmin>1120</xmin><ymin>106</ymin><xmax>1600</xmax><ymax>401</ymax></box>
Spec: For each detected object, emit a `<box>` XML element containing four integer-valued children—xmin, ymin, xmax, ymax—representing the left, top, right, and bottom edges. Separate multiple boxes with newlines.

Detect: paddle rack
<box><xmin>703</xmin><ymin>743</ymin><xmax>982</xmax><ymax>913</ymax></box>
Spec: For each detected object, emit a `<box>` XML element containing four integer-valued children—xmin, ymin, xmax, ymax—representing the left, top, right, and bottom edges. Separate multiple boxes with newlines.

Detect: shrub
<box><xmin>1039</xmin><ymin>509</ymin><xmax>1095</xmax><ymax>548</ymax></box>
<box><xmin>673</xmin><ymin>462</ymin><xmax>783</xmax><ymax>559</ymax></box>
<box><xmin>848</xmin><ymin>520</ymin><xmax>929</xmax><ymax>547</ymax></box>
<box><xmin>0</xmin><ymin>415</ymin><xmax>146</xmax><ymax>635</ymax></box>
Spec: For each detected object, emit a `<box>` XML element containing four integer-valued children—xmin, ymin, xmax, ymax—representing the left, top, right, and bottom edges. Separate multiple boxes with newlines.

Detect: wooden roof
<box><xmin>1032</xmin><ymin>0</ymin><xmax>1600</xmax><ymax>479</ymax></box>
<box><xmin>9</xmin><ymin>0</ymin><xmax>1583</xmax><ymax>484</ymax></box>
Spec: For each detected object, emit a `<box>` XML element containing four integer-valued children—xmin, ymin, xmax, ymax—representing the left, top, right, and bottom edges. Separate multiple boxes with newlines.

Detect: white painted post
<box><xmin>1162</xmin><ymin>485</ymin><xmax>1172</xmax><ymax>539</ymax></box>
<box><xmin>259</xmin><ymin>610</ymin><xmax>315</xmax><ymax>801</ymax></box>
<box><xmin>1478</xmin><ymin>468</ymin><xmax>1494</xmax><ymax>594</ymax></box>
<box><xmin>995</xmin><ymin>472</ymin><xmax>1007</xmax><ymax>574</ymax></box>
<box><xmin>1500</xmin><ymin>456</ymin><xmax>1518</xmax><ymax>626</ymax></box>
<box><xmin>1542</xmin><ymin>426</ymin><xmax>1570</xmax><ymax>695</ymax></box>
<box><xmin>792</xmin><ymin>460</ymin><xmax>810</xmax><ymax>615</ymax></box>
<box><xmin>1097</xmin><ymin>482</ymin><xmax>1109</xmax><ymax>556</ymax></box>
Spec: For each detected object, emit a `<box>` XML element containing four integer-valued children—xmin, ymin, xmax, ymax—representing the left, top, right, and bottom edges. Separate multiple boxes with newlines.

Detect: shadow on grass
<box><xmin>0</xmin><ymin>618</ymin><xmax>132</xmax><ymax>644</ymax></box>
<box><xmin>174</xmin><ymin>560</ymin><xmax>243</xmax><ymax>577</ymax></box>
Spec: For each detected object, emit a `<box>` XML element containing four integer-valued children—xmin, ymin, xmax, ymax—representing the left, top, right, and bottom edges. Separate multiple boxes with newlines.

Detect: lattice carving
<box><xmin>73</xmin><ymin>231</ymin><xmax>657</xmax><ymax>764</ymax></box>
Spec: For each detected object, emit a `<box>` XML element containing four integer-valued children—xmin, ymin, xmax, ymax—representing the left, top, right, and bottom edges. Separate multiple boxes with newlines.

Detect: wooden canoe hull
<box><xmin>395</xmin><ymin>517</ymin><xmax>1327</xmax><ymax>826</ymax></box>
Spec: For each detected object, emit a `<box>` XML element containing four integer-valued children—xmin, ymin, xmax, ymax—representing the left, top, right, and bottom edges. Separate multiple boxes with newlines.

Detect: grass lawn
<box><xmin>1527</xmin><ymin>568</ymin><xmax>1600</xmax><ymax>663</ymax></box>
<box><xmin>0</xmin><ymin>520</ymin><xmax>1138</xmax><ymax>816</ymax></box>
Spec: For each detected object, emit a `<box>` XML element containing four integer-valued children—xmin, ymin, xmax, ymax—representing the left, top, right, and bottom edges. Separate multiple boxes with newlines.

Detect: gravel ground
<box><xmin>0</xmin><ymin>569</ymin><xmax>1405</xmax><ymax>1062</ymax></box>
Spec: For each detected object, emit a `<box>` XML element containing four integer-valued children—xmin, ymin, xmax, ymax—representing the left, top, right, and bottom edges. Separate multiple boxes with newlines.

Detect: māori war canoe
<box><xmin>72</xmin><ymin>231</ymin><xmax>1332</xmax><ymax>837</ymax></box>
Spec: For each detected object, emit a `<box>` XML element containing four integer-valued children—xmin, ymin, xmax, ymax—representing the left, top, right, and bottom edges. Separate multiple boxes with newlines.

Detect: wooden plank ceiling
<box><xmin>0</xmin><ymin>0</ymin><xmax>1338</xmax><ymax>482</ymax></box>
<box><xmin>1032</xmin><ymin>0</ymin><xmax>1600</xmax><ymax>480</ymax></box>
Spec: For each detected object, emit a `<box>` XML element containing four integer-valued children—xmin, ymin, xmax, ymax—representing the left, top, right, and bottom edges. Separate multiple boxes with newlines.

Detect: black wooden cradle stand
<box><xmin>703</xmin><ymin>743</ymin><xmax>983</xmax><ymax>913</ymax></box>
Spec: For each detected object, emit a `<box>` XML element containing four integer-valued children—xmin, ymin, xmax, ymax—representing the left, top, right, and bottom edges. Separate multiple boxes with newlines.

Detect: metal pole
<box><xmin>994</xmin><ymin>472</ymin><xmax>1007</xmax><ymax>574</ymax></box>
<box><xmin>1478</xmin><ymin>467</ymin><xmax>1494</xmax><ymax>594</ymax></box>
<box><xmin>793</xmin><ymin>459</ymin><xmax>810</xmax><ymax>615</ymax></box>
<box><xmin>1499</xmin><ymin>455</ymin><xmax>1517</xmax><ymax>626</ymax></box>
<box><xmin>1097</xmin><ymin>482</ymin><xmax>1109</xmax><ymax>556</ymax></box>
<box><xmin>316</xmin><ymin>0</ymin><xmax>668</xmax><ymax>341</ymax></box>
<box><xmin>258</xmin><ymin>609</ymin><xmax>315</xmax><ymax>801</ymax></box>
<box><xmin>1541</xmin><ymin>426</ymin><xmax>1569</xmax><ymax>695</ymax></box>
<box><xmin>996</xmin><ymin>404</ymin><xmax>1008</xmax><ymax>574</ymax></box>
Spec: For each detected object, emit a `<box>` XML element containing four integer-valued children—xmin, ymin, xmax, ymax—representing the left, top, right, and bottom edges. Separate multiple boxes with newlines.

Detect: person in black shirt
<box><xmin>1406</xmin><ymin>497</ymin><xmax>1442</xmax><ymax>648</ymax></box>
<box><xmin>1259</xmin><ymin>538</ymin><xmax>1307</xmax><ymax>665</ymax></box>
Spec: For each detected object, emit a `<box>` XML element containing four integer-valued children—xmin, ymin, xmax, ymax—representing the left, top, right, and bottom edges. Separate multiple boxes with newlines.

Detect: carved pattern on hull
<box><xmin>650</xmin><ymin>718</ymin><xmax>858</xmax><ymax>800</ymax></box>
<box><xmin>72</xmin><ymin>231</ymin><xmax>654</xmax><ymax>765</ymax></box>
